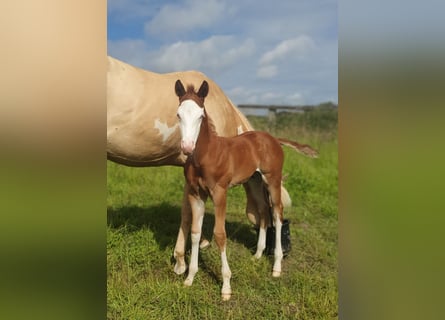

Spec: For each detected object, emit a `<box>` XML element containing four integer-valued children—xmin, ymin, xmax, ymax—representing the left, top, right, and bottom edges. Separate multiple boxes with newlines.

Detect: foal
<box><xmin>174</xmin><ymin>79</ymin><xmax>308</xmax><ymax>301</ymax></box>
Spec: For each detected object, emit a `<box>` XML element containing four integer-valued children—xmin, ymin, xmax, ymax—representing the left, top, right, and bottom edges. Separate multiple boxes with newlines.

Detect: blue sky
<box><xmin>108</xmin><ymin>0</ymin><xmax>337</xmax><ymax>106</ymax></box>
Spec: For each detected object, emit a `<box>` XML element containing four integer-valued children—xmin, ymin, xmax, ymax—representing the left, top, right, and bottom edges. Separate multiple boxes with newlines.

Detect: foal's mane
<box><xmin>203</xmin><ymin>109</ymin><xmax>217</xmax><ymax>135</ymax></box>
<box><xmin>179</xmin><ymin>85</ymin><xmax>204</xmax><ymax>106</ymax></box>
<box><xmin>180</xmin><ymin>84</ymin><xmax>217</xmax><ymax>135</ymax></box>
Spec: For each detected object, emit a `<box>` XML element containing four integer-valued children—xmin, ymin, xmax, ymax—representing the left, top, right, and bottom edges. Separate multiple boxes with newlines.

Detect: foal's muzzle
<box><xmin>181</xmin><ymin>140</ymin><xmax>195</xmax><ymax>155</ymax></box>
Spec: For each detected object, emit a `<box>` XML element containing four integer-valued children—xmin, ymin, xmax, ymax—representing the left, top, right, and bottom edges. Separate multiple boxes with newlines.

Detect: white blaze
<box><xmin>177</xmin><ymin>100</ymin><xmax>204</xmax><ymax>153</ymax></box>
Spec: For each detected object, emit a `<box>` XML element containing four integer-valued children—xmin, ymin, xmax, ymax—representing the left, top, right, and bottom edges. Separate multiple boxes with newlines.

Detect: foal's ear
<box><xmin>175</xmin><ymin>80</ymin><xmax>186</xmax><ymax>98</ymax></box>
<box><xmin>197</xmin><ymin>80</ymin><xmax>209</xmax><ymax>99</ymax></box>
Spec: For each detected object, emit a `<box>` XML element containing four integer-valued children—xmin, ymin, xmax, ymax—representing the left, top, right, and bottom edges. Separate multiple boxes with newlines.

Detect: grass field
<box><xmin>107</xmin><ymin>107</ymin><xmax>338</xmax><ymax>319</ymax></box>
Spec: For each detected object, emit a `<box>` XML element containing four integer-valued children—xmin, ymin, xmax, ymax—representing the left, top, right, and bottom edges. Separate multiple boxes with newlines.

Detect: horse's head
<box><xmin>175</xmin><ymin>79</ymin><xmax>209</xmax><ymax>155</ymax></box>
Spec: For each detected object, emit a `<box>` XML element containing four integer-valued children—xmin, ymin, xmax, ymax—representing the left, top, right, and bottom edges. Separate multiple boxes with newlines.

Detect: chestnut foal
<box><xmin>174</xmin><ymin>79</ymin><xmax>314</xmax><ymax>301</ymax></box>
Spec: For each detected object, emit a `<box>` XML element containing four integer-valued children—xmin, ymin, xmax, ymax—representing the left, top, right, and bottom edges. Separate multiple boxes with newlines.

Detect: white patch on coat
<box><xmin>154</xmin><ymin>119</ymin><xmax>179</xmax><ymax>142</ymax></box>
<box><xmin>237</xmin><ymin>125</ymin><xmax>244</xmax><ymax>135</ymax></box>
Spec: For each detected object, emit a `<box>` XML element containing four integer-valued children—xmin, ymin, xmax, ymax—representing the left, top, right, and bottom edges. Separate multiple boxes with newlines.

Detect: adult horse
<box><xmin>107</xmin><ymin>56</ymin><xmax>308</xmax><ymax>276</ymax></box>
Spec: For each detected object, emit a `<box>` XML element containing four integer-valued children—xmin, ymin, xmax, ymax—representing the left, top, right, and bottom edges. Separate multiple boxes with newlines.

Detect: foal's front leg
<box><xmin>212</xmin><ymin>185</ymin><xmax>232</xmax><ymax>301</ymax></box>
<box><xmin>184</xmin><ymin>191</ymin><xmax>206</xmax><ymax>287</ymax></box>
<box><xmin>267</xmin><ymin>180</ymin><xmax>284</xmax><ymax>278</ymax></box>
<box><xmin>173</xmin><ymin>185</ymin><xmax>192</xmax><ymax>275</ymax></box>
<box><xmin>272</xmin><ymin>211</ymin><xmax>283</xmax><ymax>277</ymax></box>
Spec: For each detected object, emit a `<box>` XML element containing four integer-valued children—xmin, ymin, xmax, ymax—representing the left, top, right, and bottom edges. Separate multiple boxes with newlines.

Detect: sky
<box><xmin>108</xmin><ymin>0</ymin><xmax>337</xmax><ymax>107</ymax></box>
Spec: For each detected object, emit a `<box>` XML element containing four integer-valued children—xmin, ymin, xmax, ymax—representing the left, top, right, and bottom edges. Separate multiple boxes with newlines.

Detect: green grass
<box><xmin>107</xmin><ymin>108</ymin><xmax>338</xmax><ymax>319</ymax></box>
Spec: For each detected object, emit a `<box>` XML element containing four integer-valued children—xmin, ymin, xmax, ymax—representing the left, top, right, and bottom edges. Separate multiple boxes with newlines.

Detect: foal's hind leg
<box><xmin>264</xmin><ymin>173</ymin><xmax>284</xmax><ymax>277</ymax></box>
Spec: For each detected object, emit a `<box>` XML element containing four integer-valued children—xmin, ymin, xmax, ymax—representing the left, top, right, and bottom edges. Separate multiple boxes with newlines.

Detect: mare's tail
<box><xmin>277</xmin><ymin>138</ymin><xmax>318</xmax><ymax>158</ymax></box>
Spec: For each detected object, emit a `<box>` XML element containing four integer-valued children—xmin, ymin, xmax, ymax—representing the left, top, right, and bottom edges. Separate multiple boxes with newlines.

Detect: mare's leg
<box><xmin>244</xmin><ymin>174</ymin><xmax>271</xmax><ymax>259</ymax></box>
<box><xmin>243</xmin><ymin>181</ymin><xmax>260</xmax><ymax>226</ymax></box>
<box><xmin>211</xmin><ymin>185</ymin><xmax>232</xmax><ymax>301</ymax></box>
<box><xmin>174</xmin><ymin>184</ymin><xmax>192</xmax><ymax>275</ymax></box>
<box><xmin>184</xmin><ymin>190</ymin><xmax>207</xmax><ymax>286</ymax></box>
<box><xmin>264</xmin><ymin>174</ymin><xmax>284</xmax><ymax>277</ymax></box>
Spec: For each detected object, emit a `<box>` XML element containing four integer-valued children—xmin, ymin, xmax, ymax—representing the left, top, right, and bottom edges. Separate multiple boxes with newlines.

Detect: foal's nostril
<box><xmin>181</xmin><ymin>140</ymin><xmax>195</xmax><ymax>155</ymax></box>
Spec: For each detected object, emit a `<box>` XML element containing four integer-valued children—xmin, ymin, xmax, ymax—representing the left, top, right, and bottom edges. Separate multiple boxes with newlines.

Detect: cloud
<box><xmin>259</xmin><ymin>35</ymin><xmax>316</xmax><ymax>65</ymax></box>
<box><xmin>107</xmin><ymin>39</ymin><xmax>150</xmax><ymax>67</ymax></box>
<box><xmin>227</xmin><ymin>86</ymin><xmax>306</xmax><ymax>106</ymax></box>
<box><xmin>108</xmin><ymin>0</ymin><xmax>157</xmax><ymax>20</ymax></box>
<box><xmin>145</xmin><ymin>0</ymin><xmax>226</xmax><ymax>36</ymax></box>
<box><xmin>149</xmin><ymin>36</ymin><xmax>255</xmax><ymax>73</ymax></box>
<box><xmin>108</xmin><ymin>36</ymin><xmax>255</xmax><ymax>75</ymax></box>
<box><xmin>256</xmin><ymin>65</ymin><xmax>278</xmax><ymax>79</ymax></box>
<box><xmin>286</xmin><ymin>92</ymin><xmax>305</xmax><ymax>105</ymax></box>
<box><xmin>108</xmin><ymin>1</ymin><xmax>338</xmax><ymax>105</ymax></box>
<box><xmin>255</xmin><ymin>35</ymin><xmax>318</xmax><ymax>81</ymax></box>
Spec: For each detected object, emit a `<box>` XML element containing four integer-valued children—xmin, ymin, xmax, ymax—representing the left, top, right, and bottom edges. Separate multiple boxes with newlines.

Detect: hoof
<box><xmin>174</xmin><ymin>263</ymin><xmax>187</xmax><ymax>275</ymax></box>
<box><xmin>184</xmin><ymin>278</ymin><xmax>193</xmax><ymax>287</ymax></box>
<box><xmin>221</xmin><ymin>287</ymin><xmax>232</xmax><ymax>301</ymax></box>
<box><xmin>221</xmin><ymin>293</ymin><xmax>232</xmax><ymax>301</ymax></box>
<box><xmin>200</xmin><ymin>239</ymin><xmax>210</xmax><ymax>250</ymax></box>
<box><xmin>272</xmin><ymin>270</ymin><xmax>281</xmax><ymax>277</ymax></box>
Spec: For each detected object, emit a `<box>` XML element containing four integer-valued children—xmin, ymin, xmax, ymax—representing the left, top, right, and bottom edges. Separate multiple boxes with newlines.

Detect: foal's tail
<box><xmin>277</xmin><ymin>138</ymin><xmax>318</xmax><ymax>158</ymax></box>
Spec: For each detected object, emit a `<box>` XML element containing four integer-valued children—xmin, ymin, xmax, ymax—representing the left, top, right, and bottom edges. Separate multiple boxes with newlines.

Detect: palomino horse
<box><xmin>174</xmin><ymin>80</ymin><xmax>317</xmax><ymax>301</ymax></box>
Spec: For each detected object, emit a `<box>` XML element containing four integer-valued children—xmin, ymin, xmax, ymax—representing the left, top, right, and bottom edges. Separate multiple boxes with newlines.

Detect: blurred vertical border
<box><xmin>340</xmin><ymin>0</ymin><xmax>445</xmax><ymax>319</ymax></box>
<box><xmin>0</xmin><ymin>1</ymin><xmax>106</xmax><ymax>319</ymax></box>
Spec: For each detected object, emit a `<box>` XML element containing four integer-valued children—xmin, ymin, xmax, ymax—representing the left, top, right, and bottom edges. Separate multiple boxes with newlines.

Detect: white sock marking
<box><xmin>254</xmin><ymin>226</ymin><xmax>266</xmax><ymax>258</ymax></box>
<box><xmin>220</xmin><ymin>249</ymin><xmax>232</xmax><ymax>299</ymax></box>
<box><xmin>272</xmin><ymin>217</ymin><xmax>283</xmax><ymax>277</ymax></box>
